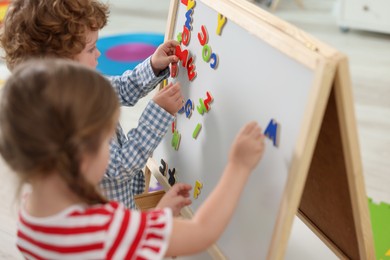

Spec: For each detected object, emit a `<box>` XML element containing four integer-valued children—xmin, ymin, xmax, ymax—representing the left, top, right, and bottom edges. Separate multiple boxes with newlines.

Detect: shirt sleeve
<box><xmin>105</xmin><ymin>203</ymin><xmax>173</xmax><ymax>260</ymax></box>
<box><xmin>131</xmin><ymin>171</ymin><xmax>146</xmax><ymax>195</ymax></box>
<box><xmin>109</xmin><ymin>56</ymin><xmax>170</xmax><ymax>107</ymax></box>
<box><xmin>105</xmin><ymin>100</ymin><xmax>174</xmax><ymax>181</ymax></box>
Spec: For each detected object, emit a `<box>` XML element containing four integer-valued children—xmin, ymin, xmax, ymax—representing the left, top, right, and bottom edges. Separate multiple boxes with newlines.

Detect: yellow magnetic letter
<box><xmin>193</xmin><ymin>180</ymin><xmax>203</xmax><ymax>199</ymax></box>
<box><xmin>187</xmin><ymin>0</ymin><xmax>195</xmax><ymax>10</ymax></box>
<box><xmin>216</xmin><ymin>14</ymin><xmax>227</xmax><ymax>35</ymax></box>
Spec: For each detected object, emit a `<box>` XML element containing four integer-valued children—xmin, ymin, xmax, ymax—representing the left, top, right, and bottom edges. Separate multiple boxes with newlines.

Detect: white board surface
<box><xmin>152</xmin><ymin>0</ymin><xmax>318</xmax><ymax>258</ymax></box>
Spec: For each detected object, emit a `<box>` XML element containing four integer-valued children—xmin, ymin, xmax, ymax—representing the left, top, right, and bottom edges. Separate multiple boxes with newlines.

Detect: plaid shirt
<box><xmin>99</xmin><ymin>57</ymin><xmax>174</xmax><ymax>209</ymax></box>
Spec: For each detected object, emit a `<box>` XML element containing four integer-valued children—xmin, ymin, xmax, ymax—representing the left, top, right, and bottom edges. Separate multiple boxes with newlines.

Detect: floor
<box><xmin>0</xmin><ymin>0</ymin><xmax>389</xmax><ymax>259</ymax></box>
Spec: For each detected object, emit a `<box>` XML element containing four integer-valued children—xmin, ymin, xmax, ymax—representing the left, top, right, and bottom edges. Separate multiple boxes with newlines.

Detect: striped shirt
<box><xmin>100</xmin><ymin>57</ymin><xmax>174</xmax><ymax>209</ymax></box>
<box><xmin>17</xmin><ymin>201</ymin><xmax>172</xmax><ymax>260</ymax></box>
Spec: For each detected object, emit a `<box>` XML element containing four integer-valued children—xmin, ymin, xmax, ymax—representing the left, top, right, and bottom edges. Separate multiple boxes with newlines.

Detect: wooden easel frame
<box><xmin>139</xmin><ymin>0</ymin><xmax>375</xmax><ymax>259</ymax></box>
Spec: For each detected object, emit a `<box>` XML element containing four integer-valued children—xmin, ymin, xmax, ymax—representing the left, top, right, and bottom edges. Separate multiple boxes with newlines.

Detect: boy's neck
<box><xmin>26</xmin><ymin>172</ymin><xmax>83</xmax><ymax>218</ymax></box>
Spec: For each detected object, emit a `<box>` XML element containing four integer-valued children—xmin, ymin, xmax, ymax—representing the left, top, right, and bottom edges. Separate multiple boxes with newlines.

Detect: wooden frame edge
<box><xmin>333</xmin><ymin>57</ymin><xmax>376</xmax><ymax>259</ymax></box>
<box><xmin>267</xmin><ymin>58</ymin><xmax>337</xmax><ymax>259</ymax></box>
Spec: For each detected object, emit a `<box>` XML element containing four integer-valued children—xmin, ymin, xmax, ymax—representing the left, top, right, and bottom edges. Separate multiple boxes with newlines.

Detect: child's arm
<box><xmin>130</xmin><ymin>171</ymin><xmax>146</xmax><ymax>195</ymax></box>
<box><xmin>109</xmin><ymin>40</ymin><xmax>179</xmax><ymax>107</ymax></box>
<box><xmin>165</xmin><ymin>122</ymin><xmax>265</xmax><ymax>256</ymax></box>
<box><xmin>105</xmin><ymin>104</ymin><xmax>173</xmax><ymax>180</ymax></box>
<box><xmin>104</xmin><ymin>83</ymin><xmax>183</xmax><ymax>180</ymax></box>
<box><xmin>109</xmin><ymin>57</ymin><xmax>167</xmax><ymax>106</ymax></box>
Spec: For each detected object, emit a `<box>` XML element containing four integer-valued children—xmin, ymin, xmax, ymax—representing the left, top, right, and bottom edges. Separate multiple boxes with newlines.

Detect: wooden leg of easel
<box><xmin>143</xmin><ymin>166</ymin><xmax>151</xmax><ymax>194</ymax></box>
<box><xmin>135</xmin><ymin>164</ymin><xmax>165</xmax><ymax>211</ymax></box>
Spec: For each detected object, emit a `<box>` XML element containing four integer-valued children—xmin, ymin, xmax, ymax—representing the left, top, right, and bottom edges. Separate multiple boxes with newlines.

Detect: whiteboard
<box><xmin>152</xmin><ymin>0</ymin><xmax>328</xmax><ymax>258</ymax></box>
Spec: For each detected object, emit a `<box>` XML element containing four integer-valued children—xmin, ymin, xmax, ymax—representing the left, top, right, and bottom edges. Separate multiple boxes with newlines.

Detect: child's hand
<box><xmin>151</xmin><ymin>40</ymin><xmax>179</xmax><ymax>76</ymax></box>
<box><xmin>153</xmin><ymin>82</ymin><xmax>183</xmax><ymax>115</ymax></box>
<box><xmin>228</xmin><ymin>122</ymin><xmax>265</xmax><ymax>173</ymax></box>
<box><xmin>156</xmin><ymin>183</ymin><xmax>192</xmax><ymax>216</ymax></box>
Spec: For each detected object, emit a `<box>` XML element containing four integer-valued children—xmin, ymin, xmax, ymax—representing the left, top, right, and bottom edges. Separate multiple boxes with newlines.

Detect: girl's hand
<box><xmin>151</xmin><ymin>40</ymin><xmax>179</xmax><ymax>76</ymax></box>
<box><xmin>156</xmin><ymin>183</ymin><xmax>192</xmax><ymax>216</ymax></box>
<box><xmin>228</xmin><ymin>122</ymin><xmax>265</xmax><ymax>173</ymax></box>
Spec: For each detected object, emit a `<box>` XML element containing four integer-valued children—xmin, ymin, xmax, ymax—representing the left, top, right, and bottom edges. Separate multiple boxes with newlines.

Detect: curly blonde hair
<box><xmin>0</xmin><ymin>0</ymin><xmax>109</xmax><ymax>70</ymax></box>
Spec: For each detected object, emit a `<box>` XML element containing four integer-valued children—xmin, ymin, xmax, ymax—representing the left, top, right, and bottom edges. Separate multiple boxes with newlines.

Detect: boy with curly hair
<box><xmin>0</xmin><ymin>0</ymin><xmax>183</xmax><ymax>209</ymax></box>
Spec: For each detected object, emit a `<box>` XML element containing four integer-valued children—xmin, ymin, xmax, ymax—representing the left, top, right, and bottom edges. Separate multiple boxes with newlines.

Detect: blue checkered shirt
<box><xmin>99</xmin><ymin>57</ymin><xmax>174</xmax><ymax>209</ymax></box>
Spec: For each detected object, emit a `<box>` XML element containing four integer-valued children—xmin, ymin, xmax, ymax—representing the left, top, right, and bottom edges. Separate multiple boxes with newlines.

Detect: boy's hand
<box><xmin>229</xmin><ymin>122</ymin><xmax>265</xmax><ymax>173</ymax></box>
<box><xmin>151</xmin><ymin>40</ymin><xmax>179</xmax><ymax>76</ymax></box>
<box><xmin>153</xmin><ymin>82</ymin><xmax>183</xmax><ymax>115</ymax></box>
<box><xmin>156</xmin><ymin>183</ymin><xmax>192</xmax><ymax>216</ymax></box>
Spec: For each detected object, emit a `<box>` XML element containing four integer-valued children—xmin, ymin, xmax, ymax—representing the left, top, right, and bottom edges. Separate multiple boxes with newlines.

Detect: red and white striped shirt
<box><xmin>16</xmin><ymin>201</ymin><xmax>172</xmax><ymax>260</ymax></box>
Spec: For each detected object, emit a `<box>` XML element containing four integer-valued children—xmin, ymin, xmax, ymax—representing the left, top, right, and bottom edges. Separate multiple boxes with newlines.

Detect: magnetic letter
<box><xmin>193</xmin><ymin>123</ymin><xmax>202</xmax><ymax>139</ymax></box>
<box><xmin>210</xmin><ymin>53</ymin><xmax>218</xmax><ymax>69</ymax></box>
<box><xmin>168</xmin><ymin>168</ymin><xmax>176</xmax><ymax>186</ymax></box>
<box><xmin>170</xmin><ymin>63</ymin><xmax>178</xmax><ymax>78</ymax></box>
<box><xmin>171</xmin><ymin>118</ymin><xmax>176</xmax><ymax>133</ymax></box>
<box><xmin>185</xmin><ymin>99</ymin><xmax>194</xmax><ymax>118</ymax></box>
<box><xmin>193</xmin><ymin>180</ymin><xmax>203</xmax><ymax>199</ymax></box>
<box><xmin>175</xmin><ymin>45</ymin><xmax>188</xmax><ymax>68</ymax></box>
<box><xmin>187</xmin><ymin>57</ymin><xmax>197</xmax><ymax>81</ymax></box>
<box><xmin>159</xmin><ymin>159</ymin><xmax>167</xmax><ymax>177</ymax></box>
<box><xmin>202</xmin><ymin>44</ymin><xmax>212</xmax><ymax>62</ymax></box>
<box><xmin>187</xmin><ymin>0</ymin><xmax>196</xmax><ymax>10</ymax></box>
<box><xmin>197</xmin><ymin>98</ymin><xmax>207</xmax><ymax>115</ymax></box>
<box><xmin>204</xmin><ymin>91</ymin><xmax>213</xmax><ymax>111</ymax></box>
<box><xmin>172</xmin><ymin>130</ymin><xmax>181</xmax><ymax>150</ymax></box>
<box><xmin>216</xmin><ymin>14</ymin><xmax>227</xmax><ymax>35</ymax></box>
<box><xmin>197</xmin><ymin>25</ymin><xmax>208</xmax><ymax>46</ymax></box>
<box><xmin>176</xmin><ymin>32</ymin><xmax>183</xmax><ymax>43</ymax></box>
<box><xmin>182</xmin><ymin>26</ymin><xmax>191</xmax><ymax>46</ymax></box>
<box><xmin>184</xmin><ymin>9</ymin><xmax>194</xmax><ymax>30</ymax></box>
<box><xmin>264</xmin><ymin>119</ymin><xmax>280</xmax><ymax>147</ymax></box>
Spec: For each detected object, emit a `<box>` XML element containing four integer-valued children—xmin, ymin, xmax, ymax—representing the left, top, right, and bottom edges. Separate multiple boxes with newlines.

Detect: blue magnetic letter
<box><xmin>264</xmin><ymin>119</ymin><xmax>279</xmax><ymax>147</ymax></box>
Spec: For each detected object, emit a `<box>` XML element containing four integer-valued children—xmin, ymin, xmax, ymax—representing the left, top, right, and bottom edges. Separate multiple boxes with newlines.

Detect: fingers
<box><xmin>166</xmin><ymin>39</ymin><xmax>180</xmax><ymax>46</ymax></box>
<box><xmin>246</xmin><ymin>121</ymin><xmax>258</xmax><ymax>133</ymax></box>
<box><xmin>159</xmin><ymin>40</ymin><xmax>179</xmax><ymax>57</ymax></box>
<box><xmin>249</xmin><ymin>123</ymin><xmax>262</xmax><ymax>138</ymax></box>
<box><xmin>168</xmin><ymin>183</ymin><xmax>192</xmax><ymax>216</ymax></box>
<box><xmin>243</xmin><ymin>121</ymin><xmax>263</xmax><ymax>136</ymax></box>
<box><xmin>161</xmin><ymin>82</ymin><xmax>179</xmax><ymax>95</ymax></box>
<box><xmin>182</xmin><ymin>198</ymin><xmax>192</xmax><ymax>207</ymax></box>
<box><xmin>172</xmin><ymin>183</ymin><xmax>192</xmax><ymax>194</ymax></box>
<box><xmin>163</xmin><ymin>40</ymin><xmax>179</xmax><ymax>50</ymax></box>
<box><xmin>152</xmin><ymin>40</ymin><xmax>179</xmax><ymax>71</ymax></box>
<box><xmin>175</xmin><ymin>196</ymin><xmax>192</xmax><ymax>206</ymax></box>
<box><xmin>153</xmin><ymin>82</ymin><xmax>184</xmax><ymax>115</ymax></box>
<box><xmin>168</xmin><ymin>84</ymin><xmax>184</xmax><ymax>108</ymax></box>
<box><xmin>160</xmin><ymin>82</ymin><xmax>173</xmax><ymax>95</ymax></box>
<box><xmin>168</xmin><ymin>84</ymin><xmax>184</xmax><ymax>112</ymax></box>
<box><xmin>169</xmin><ymin>55</ymin><xmax>179</xmax><ymax>64</ymax></box>
<box><xmin>169</xmin><ymin>82</ymin><xmax>181</xmax><ymax>95</ymax></box>
<box><xmin>157</xmin><ymin>56</ymin><xmax>178</xmax><ymax>68</ymax></box>
<box><xmin>239</xmin><ymin>121</ymin><xmax>256</xmax><ymax>135</ymax></box>
<box><xmin>170</xmin><ymin>197</ymin><xmax>192</xmax><ymax>217</ymax></box>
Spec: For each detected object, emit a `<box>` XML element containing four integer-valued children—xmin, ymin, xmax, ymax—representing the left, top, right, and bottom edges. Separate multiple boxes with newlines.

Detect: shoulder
<box><xmin>16</xmin><ymin>202</ymin><xmax>122</xmax><ymax>259</ymax></box>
